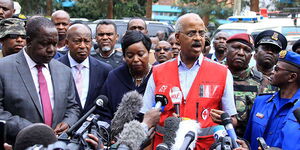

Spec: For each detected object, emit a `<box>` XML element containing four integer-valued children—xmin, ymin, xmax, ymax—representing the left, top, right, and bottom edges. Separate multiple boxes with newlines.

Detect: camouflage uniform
<box><xmin>0</xmin><ymin>18</ymin><xmax>26</xmax><ymax>39</ymax></box>
<box><xmin>233</xmin><ymin>68</ymin><xmax>267</xmax><ymax>137</ymax></box>
<box><xmin>0</xmin><ymin>18</ymin><xmax>26</xmax><ymax>58</ymax></box>
<box><xmin>251</xmin><ymin>65</ymin><xmax>278</xmax><ymax>94</ymax></box>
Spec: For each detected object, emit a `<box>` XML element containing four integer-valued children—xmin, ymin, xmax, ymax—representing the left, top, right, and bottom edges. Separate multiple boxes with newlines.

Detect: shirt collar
<box><xmin>23</xmin><ymin>48</ymin><xmax>49</xmax><ymax>70</ymax></box>
<box><xmin>267</xmin><ymin>89</ymin><xmax>300</xmax><ymax>105</ymax></box>
<box><xmin>211</xmin><ymin>52</ymin><xmax>226</xmax><ymax>63</ymax></box>
<box><xmin>68</xmin><ymin>52</ymin><xmax>89</xmax><ymax>69</ymax></box>
<box><xmin>177</xmin><ymin>52</ymin><xmax>203</xmax><ymax>67</ymax></box>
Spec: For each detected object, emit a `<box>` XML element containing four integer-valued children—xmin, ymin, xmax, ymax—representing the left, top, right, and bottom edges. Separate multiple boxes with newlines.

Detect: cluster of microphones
<box><xmin>25</xmin><ymin>88</ymin><xmax>300</xmax><ymax>150</ymax></box>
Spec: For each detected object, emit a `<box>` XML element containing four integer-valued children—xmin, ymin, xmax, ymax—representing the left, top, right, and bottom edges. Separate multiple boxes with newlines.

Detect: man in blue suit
<box><xmin>58</xmin><ymin>23</ymin><xmax>112</xmax><ymax>114</ymax></box>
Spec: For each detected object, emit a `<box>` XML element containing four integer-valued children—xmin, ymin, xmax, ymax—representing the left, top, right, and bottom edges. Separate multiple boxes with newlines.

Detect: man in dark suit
<box><xmin>58</xmin><ymin>23</ymin><xmax>112</xmax><ymax>114</ymax></box>
<box><xmin>0</xmin><ymin>16</ymin><xmax>81</xmax><ymax>144</ymax></box>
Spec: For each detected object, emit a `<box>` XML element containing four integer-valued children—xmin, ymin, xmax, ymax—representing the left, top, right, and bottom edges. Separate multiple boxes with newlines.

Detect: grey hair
<box><xmin>175</xmin><ymin>16</ymin><xmax>184</xmax><ymax>33</ymax></box>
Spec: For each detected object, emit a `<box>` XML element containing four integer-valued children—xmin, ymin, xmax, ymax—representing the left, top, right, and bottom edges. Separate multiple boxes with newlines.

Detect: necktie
<box><xmin>75</xmin><ymin>64</ymin><xmax>84</xmax><ymax>99</ymax></box>
<box><xmin>36</xmin><ymin>65</ymin><xmax>53</xmax><ymax>127</ymax></box>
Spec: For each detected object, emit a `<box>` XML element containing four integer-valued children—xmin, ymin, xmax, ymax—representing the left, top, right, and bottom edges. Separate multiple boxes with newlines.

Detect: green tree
<box><xmin>177</xmin><ymin>0</ymin><xmax>233</xmax><ymax>26</ymax></box>
<box><xmin>15</xmin><ymin>0</ymin><xmax>47</xmax><ymax>15</ymax></box>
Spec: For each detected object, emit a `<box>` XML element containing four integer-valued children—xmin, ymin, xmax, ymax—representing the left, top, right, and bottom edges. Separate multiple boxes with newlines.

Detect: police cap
<box><xmin>254</xmin><ymin>30</ymin><xmax>287</xmax><ymax>51</ymax></box>
<box><xmin>292</xmin><ymin>39</ymin><xmax>300</xmax><ymax>52</ymax></box>
<box><xmin>0</xmin><ymin>18</ymin><xmax>26</xmax><ymax>39</ymax></box>
<box><xmin>278</xmin><ymin>50</ymin><xmax>300</xmax><ymax>68</ymax></box>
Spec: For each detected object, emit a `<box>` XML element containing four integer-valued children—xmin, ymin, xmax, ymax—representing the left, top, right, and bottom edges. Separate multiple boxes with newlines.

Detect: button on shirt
<box><xmin>244</xmin><ymin>89</ymin><xmax>300</xmax><ymax>150</ymax></box>
<box><xmin>68</xmin><ymin>53</ymin><xmax>90</xmax><ymax>108</ymax></box>
<box><xmin>23</xmin><ymin>49</ymin><xmax>54</xmax><ymax>109</ymax></box>
<box><xmin>141</xmin><ymin>53</ymin><xmax>237</xmax><ymax>116</ymax></box>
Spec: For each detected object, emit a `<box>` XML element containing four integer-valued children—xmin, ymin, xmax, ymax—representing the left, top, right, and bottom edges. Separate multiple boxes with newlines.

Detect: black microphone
<box><xmin>179</xmin><ymin>131</ymin><xmax>196</xmax><ymax>150</ymax></box>
<box><xmin>65</xmin><ymin>95</ymin><xmax>108</xmax><ymax>136</ymax></box>
<box><xmin>111</xmin><ymin>90</ymin><xmax>143</xmax><ymax>139</ymax></box>
<box><xmin>154</xmin><ymin>94</ymin><xmax>168</xmax><ymax>109</ymax></box>
<box><xmin>293</xmin><ymin>107</ymin><xmax>300</xmax><ymax>123</ymax></box>
<box><xmin>156</xmin><ymin>143</ymin><xmax>169</xmax><ymax>150</ymax></box>
<box><xmin>116</xmin><ymin>120</ymin><xmax>148</xmax><ymax>150</ymax></box>
<box><xmin>221</xmin><ymin>112</ymin><xmax>239</xmax><ymax>149</ymax></box>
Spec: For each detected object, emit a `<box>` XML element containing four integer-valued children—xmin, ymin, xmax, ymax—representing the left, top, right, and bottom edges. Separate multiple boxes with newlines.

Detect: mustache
<box><xmin>192</xmin><ymin>41</ymin><xmax>202</xmax><ymax>47</ymax></box>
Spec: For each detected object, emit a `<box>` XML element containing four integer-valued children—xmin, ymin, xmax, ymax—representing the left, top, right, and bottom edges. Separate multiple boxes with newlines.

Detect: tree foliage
<box><xmin>177</xmin><ymin>0</ymin><xmax>233</xmax><ymax>27</ymax></box>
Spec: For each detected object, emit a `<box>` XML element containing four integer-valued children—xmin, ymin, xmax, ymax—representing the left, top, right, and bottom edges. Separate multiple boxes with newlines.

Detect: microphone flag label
<box><xmin>169</xmin><ymin>86</ymin><xmax>183</xmax><ymax>104</ymax></box>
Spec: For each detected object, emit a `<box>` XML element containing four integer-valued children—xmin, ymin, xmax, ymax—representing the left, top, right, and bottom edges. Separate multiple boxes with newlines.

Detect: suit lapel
<box><xmin>84</xmin><ymin>57</ymin><xmax>96</xmax><ymax>109</ymax></box>
<box><xmin>49</xmin><ymin>60</ymin><xmax>61</xmax><ymax>126</ymax></box>
<box><xmin>15</xmin><ymin>51</ymin><xmax>44</xmax><ymax>119</ymax></box>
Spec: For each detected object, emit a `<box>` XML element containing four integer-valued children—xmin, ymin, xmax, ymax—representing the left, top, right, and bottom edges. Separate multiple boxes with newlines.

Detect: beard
<box><xmin>101</xmin><ymin>46</ymin><xmax>111</xmax><ymax>52</ymax></box>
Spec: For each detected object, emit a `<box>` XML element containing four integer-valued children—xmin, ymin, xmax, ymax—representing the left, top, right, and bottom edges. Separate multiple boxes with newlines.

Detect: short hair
<box><xmin>51</xmin><ymin>10</ymin><xmax>70</xmax><ymax>21</ymax></box>
<box><xmin>175</xmin><ymin>15</ymin><xmax>184</xmax><ymax>33</ymax></box>
<box><xmin>14</xmin><ymin>123</ymin><xmax>57</xmax><ymax>150</ymax></box>
<box><xmin>121</xmin><ymin>30</ymin><xmax>151</xmax><ymax>56</ymax></box>
<box><xmin>127</xmin><ymin>18</ymin><xmax>147</xmax><ymax>30</ymax></box>
<box><xmin>96</xmin><ymin>20</ymin><xmax>117</xmax><ymax>33</ymax></box>
<box><xmin>26</xmin><ymin>17</ymin><xmax>56</xmax><ymax>39</ymax></box>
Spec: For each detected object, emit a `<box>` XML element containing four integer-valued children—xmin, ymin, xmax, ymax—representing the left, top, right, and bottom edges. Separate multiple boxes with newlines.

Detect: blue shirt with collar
<box><xmin>244</xmin><ymin>89</ymin><xmax>300</xmax><ymax>150</ymax></box>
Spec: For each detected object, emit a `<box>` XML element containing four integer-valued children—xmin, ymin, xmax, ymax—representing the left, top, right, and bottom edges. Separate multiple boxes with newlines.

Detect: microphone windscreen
<box><xmin>162</xmin><ymin>117</ymin><xmax>181</xmax><ymax>148</ymax></box>
<box><xmin>117</xmin><ymin>120</ymin><xmax>147</xmax><ymax>150</ymax></box>
<box><xmin>111</xmin><ymin>90</ymin><xmax>143</xmax><ymax>139</ymax></box>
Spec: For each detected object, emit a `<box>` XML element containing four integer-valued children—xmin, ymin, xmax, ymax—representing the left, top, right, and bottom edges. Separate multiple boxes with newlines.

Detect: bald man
<box><xmin>141</xmin><ymin>13</ymin><xmax>237</xmax><ymax>149</ymax></box>
<box><xmin>51</xmin><ymin>10</ymin><xmax>70</xmax><ymax>54</ymax></box>
<box><xmin>153</xmin><ymin>41</ymin><xmax>173</xmax><ymax>65</ymax></box>
<box><xmin>58</xmin><ymin>24</ymin><xmax>112</xmax><ymax>114</ymax></box>
<box><xmin>0</xmin><ymin>0</ymin><xmax>14</xmax><ymax>20</ymax></box>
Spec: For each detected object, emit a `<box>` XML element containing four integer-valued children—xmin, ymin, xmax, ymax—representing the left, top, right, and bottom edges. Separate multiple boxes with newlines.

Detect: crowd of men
<box><xmin>0</xmin><ymin>0</ymin><xmax>299</xmax><ymax>149</ymax></box>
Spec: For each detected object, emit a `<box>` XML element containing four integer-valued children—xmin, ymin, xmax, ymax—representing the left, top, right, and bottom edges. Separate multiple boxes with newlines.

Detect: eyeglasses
<box><xmin>97</xmin><ymin>33</ymin><xmax>114</xmax><ymax>37</ymax></box>
<box><xmin>154</xmin><ymin>47</ymin><xmax>172</xmax><ymax>52</ymax></box>
<box><xmin>5</xmin><ymin>34</ymin><xmax>26</xmax><ymax>39</ymax></box>
<box><xmin>274</xmin><ymin>65</ymin><xmax>295</xmax><ymax>73</ymax></box>
<box><xmin>180</xmin><ymin>30</ymin><xmax>206</xmax><ymax>38</ymax></box>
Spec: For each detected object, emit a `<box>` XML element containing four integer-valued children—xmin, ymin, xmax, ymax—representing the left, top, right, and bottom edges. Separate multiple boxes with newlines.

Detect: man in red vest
<box><xmin>141</xmin><ymin>13</ymin><xmax>237</xmax><ymax>149</ymax></box>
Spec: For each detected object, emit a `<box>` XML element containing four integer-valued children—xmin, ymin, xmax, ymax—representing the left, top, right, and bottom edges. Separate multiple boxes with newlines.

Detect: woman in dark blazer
<box><xmin>99</xmin><ymin>30</ymin><xmax>152</xmax><ymax>123</ymax></box>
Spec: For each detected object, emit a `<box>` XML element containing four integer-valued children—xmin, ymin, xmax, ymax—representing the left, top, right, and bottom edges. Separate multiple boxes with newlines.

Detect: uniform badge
<box><xmin>271</xmin><ymin>32</ymin><xmax>278</xmax><ymax>41</ymax></box>
<box><xmin>255</xmin><ymin>112</ymin><xmax>264</xmax><ymax>119</ymax></box>
<box><xmin>279</xmin><ymin>50</ymin><xmax>287</xmax><ymax>59</ymax></box>
<box><xmin>249</xmin><ymin>35</ymin><xmax>254</xmax><ymax>45</ymax></box>
<box><xmin>201</xmin><ymin>108</ymin><xmax>209</xmax><ymax>120</ymax></box>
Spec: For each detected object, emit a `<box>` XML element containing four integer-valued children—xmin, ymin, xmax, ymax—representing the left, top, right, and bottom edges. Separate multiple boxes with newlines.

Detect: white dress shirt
<box><xmin>141</xmin><ymin>53</ymin><xmax>237</xmax><ymax>116</ymax></box>
<box><xmin>68</xmin><ymin>52</ymin><xmax>90</xmax><ymax>108</ymax></box>
<box><xmin>23</xmin><ymin>49</ymin><xmax>54</xmax><ymax>109</ymax></box>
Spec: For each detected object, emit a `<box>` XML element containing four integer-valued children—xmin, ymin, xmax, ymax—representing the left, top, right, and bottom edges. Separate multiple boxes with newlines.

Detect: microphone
<box><xmin>156</xmin><ymin>143</ymin><xmax>169</xmax><ymax>150</ymax></box>
<box><xmin>111</xmin><ymin>90</ymin><xmax>143</xmax><ymax>139</ymax></box>
<box><xmin>221</xmin><ymin>112</ymin><xmax>239</xmax><ymax>148</ymax></box>
<box><xmin>169</xmin><ymin>87</ymin><xmax>182</xmax><ymax>115</ymax></box>
<box><xmin>293</xmin><ymin>107</ymin><xmax>300</xmax><ymax>123</ymax></box>
<box><xmin>154</xmin><ymin>85</ymin><xmax>170</xmax><ymax>109</ymax></box>
<box><xmin>213</xmin><ymin>125</ymin><xmax>227</xmax><ymax>142</ymax></box>
<box><xmin>179</xmin><ymin>131</ymin><xmax>196</xmax><ymax>150</ymax></box>
<box><xmin>116</xmin><ymin>120</ymin><xmax>148</xmax><ymax>150</ymax></box>
<box><xmin>65</xmin><ymin>95</ymin><xmax>108</xmax><ymax>136</ymax></box>
<box><xmin>172</xmin><ymin>119</ymin><xmax>199</xmax><ymax>150</ymax></box>
<box><xmin>162</xmin><ymin>117</ymin><xmax>181</xmax><ymax>148</ymax></box>
<box><xmin>154</xmin><ymin>94</ymin><xmax>168</xmax><ymax>109</ymax></box>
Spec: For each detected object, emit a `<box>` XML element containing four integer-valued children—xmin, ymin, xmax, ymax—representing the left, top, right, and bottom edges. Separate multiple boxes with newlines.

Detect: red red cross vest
<box><xmin>152</xmin><ymin>57</ymin><xmax>228</xmax><ymax>150</ymax></box>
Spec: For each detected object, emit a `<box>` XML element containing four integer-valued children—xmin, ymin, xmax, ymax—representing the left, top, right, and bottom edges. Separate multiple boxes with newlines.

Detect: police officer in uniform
<box><xmin>252</xmin><ymin>30</ymin><xmax>287</xmax><ymax>93</ymax></box>
<box><xmin>226</xmin><ymin>33</ymin><xmax>267</xmax><ymax>137</ymax></box>
<box><xmin>92</xmin><ymin>20</ymin><xmax>123</xmax><ymax>69</ymax></box>
<box><xmin>0</xmin><ymin>18</ymin><xmax>26</xmax><ymax>58</ymax></box>
<box><xmin>245</xmin><ymin>50</ymin><xmax>300</xmax><ymax>150</ymax></box>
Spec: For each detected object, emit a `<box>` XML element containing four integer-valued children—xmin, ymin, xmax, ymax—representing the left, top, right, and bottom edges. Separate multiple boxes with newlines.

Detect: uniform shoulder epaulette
<box><xmin>258</xmin><ymin>93</ymin><xmax>274</xmax><ymax>96</ymax></box>
<box><xmin>250</xmin><ymin>68</ymin><xmax>263</xmax><ymax>82</ymax></box>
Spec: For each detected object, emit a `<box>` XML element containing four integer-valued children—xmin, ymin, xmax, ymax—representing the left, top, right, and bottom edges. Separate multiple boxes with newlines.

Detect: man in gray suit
<box><xmin>0</xmin><ymin>16</ymin><xmax>81</xmax><ymax>144</ymax></box>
